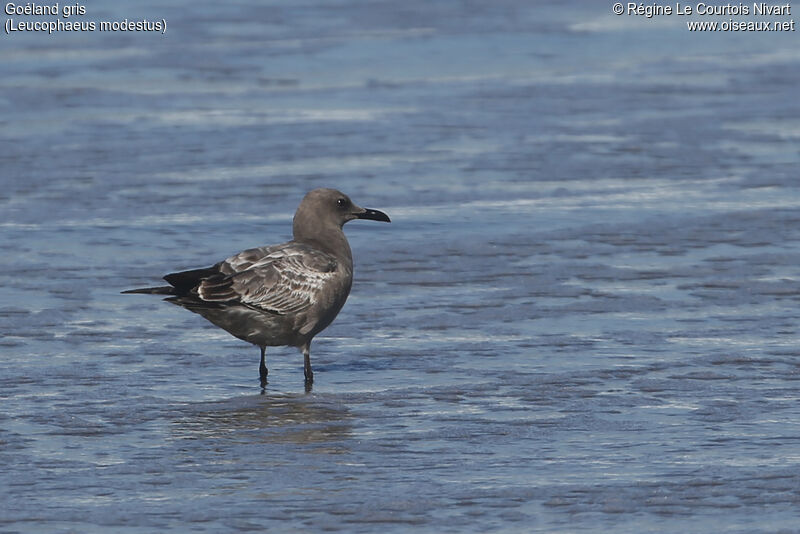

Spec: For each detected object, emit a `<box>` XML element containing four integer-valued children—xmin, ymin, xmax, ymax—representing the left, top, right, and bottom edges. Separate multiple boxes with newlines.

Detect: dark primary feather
<box><xmin>163</xmin><ymin>266</ymin><xmax>219</xmax><ymax>294</ymax></box>
<box><xmin>121</xmin><ymin>286</ymin><xmax>174</xmax><ymax>295</ymax></box>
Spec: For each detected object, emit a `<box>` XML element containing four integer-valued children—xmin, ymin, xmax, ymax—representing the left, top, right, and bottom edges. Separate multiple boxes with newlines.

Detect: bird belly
<box><xmin>168</xmin><ymin>298</ymin><xmax>299</xmax><ymax>347</ymax></box>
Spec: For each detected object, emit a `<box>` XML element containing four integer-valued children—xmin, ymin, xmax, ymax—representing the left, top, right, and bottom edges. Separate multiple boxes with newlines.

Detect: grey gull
<box><xmin>123</xmin><ymin>188</ymin><xmax>390</xmax><ymax>385</ymax></box>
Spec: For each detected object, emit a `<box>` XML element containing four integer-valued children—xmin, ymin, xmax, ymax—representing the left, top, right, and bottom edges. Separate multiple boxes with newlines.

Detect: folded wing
<box><xmin>194</xmin><ymin>245</ymin><xmax>338</xmax><ymax>316</ymax></box>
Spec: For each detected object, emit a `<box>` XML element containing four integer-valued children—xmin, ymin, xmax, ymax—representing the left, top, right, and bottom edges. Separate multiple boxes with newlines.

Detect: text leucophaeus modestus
<box><xmin>123</xmin><ymin>188</ymin><xmax>390</xmax><ymax>385</ymax></box>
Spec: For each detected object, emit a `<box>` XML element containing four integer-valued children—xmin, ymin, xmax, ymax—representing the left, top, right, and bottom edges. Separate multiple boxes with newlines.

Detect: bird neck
<box><xmin>293</xmin><ymin>223</ymin><xmax>353</xmax><ymax>264</ymax></box>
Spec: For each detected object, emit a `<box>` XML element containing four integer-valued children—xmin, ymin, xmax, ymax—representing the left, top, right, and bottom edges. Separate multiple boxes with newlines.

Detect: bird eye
<box><xmin>336</xmin><ymin>198</ymin><xmax>347</xmax><ymax>208</ymax></box>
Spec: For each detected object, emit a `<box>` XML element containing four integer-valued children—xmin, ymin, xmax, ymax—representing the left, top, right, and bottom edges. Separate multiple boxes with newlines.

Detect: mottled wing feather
<box><xmin>197</xmin><ymin>245</ymin><xmax>338</xmax><ymax>316</ymax></box>
<box><xmin>194</xmin><ymin>274</ymin><xmax>239</xmax><ymax>301</ymax></box>
<box><xmin>217</xmin><ymin>244</ymin><xmax>283</xmax><ymax>275</ymax></box>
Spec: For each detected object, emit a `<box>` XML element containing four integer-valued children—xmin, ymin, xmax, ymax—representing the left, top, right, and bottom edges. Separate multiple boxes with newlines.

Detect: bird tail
<box><xmin>122</xmin><ymin>266</ymin><xmax>218</xmax><ymax>296</ymax></box>
<box><xmin>121</xmin><ymin>286</ymin><xmax>175</xmax><ymax>295</ymax></box>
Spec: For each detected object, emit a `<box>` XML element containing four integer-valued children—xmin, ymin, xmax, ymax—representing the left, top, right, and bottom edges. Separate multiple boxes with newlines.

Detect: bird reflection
<box><xmin>260</xmin><ymin>377</ymin><xmax>313</xmax><ymax>394</ymax></box>
<box><xmin>172</xmin><ymin>392</ymin><xmax>351</xmax><ymax>448</ymax></box>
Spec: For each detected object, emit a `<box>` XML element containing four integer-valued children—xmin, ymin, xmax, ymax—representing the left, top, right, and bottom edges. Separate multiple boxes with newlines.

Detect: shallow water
<box><xmin>2</xmin><ymin>1</ymin><xmax>800</xmax><ymax>532</ymax></box>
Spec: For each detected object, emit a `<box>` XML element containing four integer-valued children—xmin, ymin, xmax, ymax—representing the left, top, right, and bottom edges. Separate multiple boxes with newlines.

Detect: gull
<box><xmin>123</xmin><ymin>188</ymin><xmax>390</xmax><ymax>385</ymax></box>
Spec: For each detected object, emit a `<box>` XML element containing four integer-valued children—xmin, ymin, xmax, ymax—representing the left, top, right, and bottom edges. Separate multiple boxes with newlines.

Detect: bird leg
<box><xmin>302</xmin><ymin>343</ymin><xmax>313</xmax><ymax>384</ymax></box>
<box><xmin>259</xmin><ymin>346</ymin><xmax>268</xmax><ymax>385</ymax></box>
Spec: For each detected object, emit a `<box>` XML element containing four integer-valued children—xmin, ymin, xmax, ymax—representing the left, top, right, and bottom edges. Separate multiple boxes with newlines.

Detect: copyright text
<box><xmin>612</xmin><ymin>2</ymin><xmax>795</xmax><ymax>31</ymax></box>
